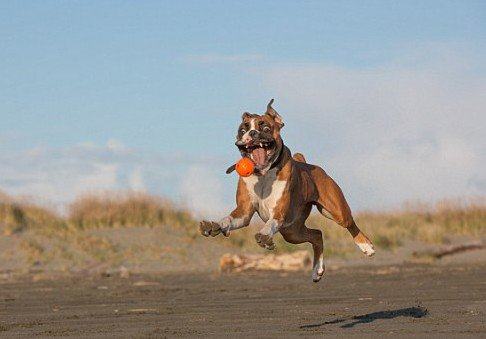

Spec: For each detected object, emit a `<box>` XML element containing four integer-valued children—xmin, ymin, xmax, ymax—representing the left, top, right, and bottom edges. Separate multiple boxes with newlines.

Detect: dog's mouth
<box><xmin>237</xmin><ymin>140</ymin><xmax>276</xmax><ymax>169</ymax></box>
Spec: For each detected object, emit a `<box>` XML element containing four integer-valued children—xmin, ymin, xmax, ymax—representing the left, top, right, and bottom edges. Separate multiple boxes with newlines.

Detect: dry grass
<box><xmin>0</xmin><ymin>190</ymin><xmax>198</xmax><ymax>269</ymax></box>
<box><xmin>227</xmin><ymin>197</ymin><xmax>486</xmax><ymax>257</ymax></box>
<box><xmin>0</xmin><ymin>192</ymin><xmax>65</xmax><ymax>236</ymax></box>
<box><xmin>353</xmin><ymin>197</ymin><xmax>486</xmax><ymax>249</ymax></box>
<box><xmin>1</xmin><ymin>190</ymin><xmax>485</xmax><ymax>264</ymax></box>
<box><xmin>68</xmin><ymin>192</ymin><xmax>195</xmax><ymax>231</ymax></box>
<box><xmin>1</xmin><ymin>190</ymin><xmax>195</xmax><ymax>234</ymax></box>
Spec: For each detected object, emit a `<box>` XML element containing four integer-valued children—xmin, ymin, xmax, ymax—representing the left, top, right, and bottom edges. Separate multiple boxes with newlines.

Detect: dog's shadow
<box><xmin>300</xmin><ymin>306</ymin><xmax>428</xmax><ymax>329</ymax></box>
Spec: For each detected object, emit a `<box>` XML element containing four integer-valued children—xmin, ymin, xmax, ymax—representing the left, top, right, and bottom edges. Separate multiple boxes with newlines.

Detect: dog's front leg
<box><xmin>200</xmin><ymin>184</ymin><xmax>255</xmax><ymax>238</ymax></box>
<box><xmin>218</xmin><ymin>210</ymin><xmax>254</xmax><ymax>236</ymax></box>
<box><xmin>199</xmin><ymin>209</ymin><xmax>253</xmax><ymax>238</ymax></box>
<box><xmin>200</xmin><ymin>178</ymin><xmax>255</xmax><ymax>237</ymax></box>
<box><xmin>254</xmin><ymin>218</ymin><xmax>282</xmax><ymax>250</ymax></box>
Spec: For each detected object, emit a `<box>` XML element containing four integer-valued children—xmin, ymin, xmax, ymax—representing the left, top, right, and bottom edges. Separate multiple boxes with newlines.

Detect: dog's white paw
<box><xmin>356</xmin><ymin>241</ymin><xmax>375</xmax><ymax>257</ymax></box>
<box><xmin>312</xmin><ymin>257</ymin><xmax>325</xmax><ymax>282</ymax></box>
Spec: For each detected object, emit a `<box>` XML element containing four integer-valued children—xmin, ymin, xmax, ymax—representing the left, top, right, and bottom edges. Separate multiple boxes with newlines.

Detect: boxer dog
<box><xmin>200</xmin><ymin>99</ymin><xmax>374</xmax><ymax>282</ymax></box>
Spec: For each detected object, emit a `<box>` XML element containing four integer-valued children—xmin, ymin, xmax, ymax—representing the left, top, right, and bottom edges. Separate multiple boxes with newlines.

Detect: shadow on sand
<box><xmin>300</xmin><ymin>306</ymin><xmax>428</xmax><ymax>329</ymax></box>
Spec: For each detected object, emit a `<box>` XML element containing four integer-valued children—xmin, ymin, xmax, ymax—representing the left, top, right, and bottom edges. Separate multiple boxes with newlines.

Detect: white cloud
<box><xmin>72</xmin><ymin>163</ymin><xmax>119</xmax><ymax>195</ymax></box>
<box><xmin>256</xmin><ymin>44</ymin><xmax>486</xmax><ymax>209</ymax></box>
<box><xmin>179</xmin><ymin>165</ymin><xmax>230</xmax><ymax>219</ymax></box>
<box><xmin>0</xmin><ymin>143</ymin><xmax>121</xmax><ymax>207</ymax></box>
<box><xmin>0</xmin><ymin>139</ymin><xmax>231</xmax><ymax>216</ymax></box>
<box><xmin>128</xmin><ymin>166</ymin><xmax>146</xmax><ymax>192</ymax></box>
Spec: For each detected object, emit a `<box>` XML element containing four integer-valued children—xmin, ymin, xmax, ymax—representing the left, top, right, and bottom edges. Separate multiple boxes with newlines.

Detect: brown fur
<box><xmin>230</xmin><ymin>179</ymin><xmax>254</xmax><ymax>221</ymax></box>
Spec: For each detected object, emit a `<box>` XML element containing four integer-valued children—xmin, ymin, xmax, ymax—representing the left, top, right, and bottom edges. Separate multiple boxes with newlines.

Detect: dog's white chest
<box><xmin>242</xmin><ymin>174</ymin><xmax>287</xmax><ymax>222</ymax></box>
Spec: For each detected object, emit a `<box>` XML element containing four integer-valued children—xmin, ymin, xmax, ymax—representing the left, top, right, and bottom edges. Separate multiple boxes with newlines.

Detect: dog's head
<box><xmin>235</xmin><ymin>99</ymin><xmax>284</xmax><ymax>174</ymax></box>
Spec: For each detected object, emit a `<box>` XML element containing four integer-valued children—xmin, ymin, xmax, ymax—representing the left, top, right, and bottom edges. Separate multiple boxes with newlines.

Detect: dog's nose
<box><xmin>249</xmin><ymin>130</ymin><xmax>258</xmax><ymax>138</ymax></box>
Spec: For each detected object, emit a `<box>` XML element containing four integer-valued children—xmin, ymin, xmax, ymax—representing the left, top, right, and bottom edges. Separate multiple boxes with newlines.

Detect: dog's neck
<box><xmin>257</xmin><ymin>143</ymin><xmax>290</xmax><ymax>176</ymax></box>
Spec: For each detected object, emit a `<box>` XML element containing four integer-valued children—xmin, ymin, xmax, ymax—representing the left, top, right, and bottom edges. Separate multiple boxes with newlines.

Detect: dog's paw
<box><xmin>354</xmin><ymin>233</ymin><xmax>375</xmax><ymax>257</ymax></box>
<box><xmin>254</xmin><ymin>233</ymin><xmax>275</xmax><ymax>250</ymax></box>
<box><xmin>312</xmin><ymin>257</ymin><xmax>325</xmax><ymax>283</ymax></box>
<box><xmin>312</xmin><ymin>269</ymin><xmax>325</xmax><ymax>283</ymax></box>
<box><xmin>357</xmin><ymin>241</ymin><xmax>375</xmax><ymax>257</ymax></box>
<box><xmin>199</xmin><ymin>220</ymin><xmax>223</xmax><ymax>237</ymax></box>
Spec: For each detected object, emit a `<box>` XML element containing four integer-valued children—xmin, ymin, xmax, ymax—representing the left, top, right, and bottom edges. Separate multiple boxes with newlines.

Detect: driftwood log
<box><xmin>413</xmin><ymin>241</ymin><xmax>484</xmax><ymax>259</ymax></box>
<box><xmin>220</xmin><ymin>251</ymin><xmax>311</xmax><ymax>273</ymax></box>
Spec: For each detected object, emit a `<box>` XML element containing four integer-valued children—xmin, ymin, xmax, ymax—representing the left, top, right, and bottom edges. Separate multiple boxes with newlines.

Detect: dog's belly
<box><xmin>242</xmin><ymin>174</ymin><xmax>287</xmax><ymax>223</ymax></box>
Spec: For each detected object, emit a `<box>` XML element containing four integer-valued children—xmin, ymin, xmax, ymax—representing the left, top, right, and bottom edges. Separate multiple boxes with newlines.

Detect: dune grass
<box><xmin>68</xmin><ymin>192</ymin><xmax>195</xmax><ymax>231</ymax></box>
<box><xmin>0</xmin><ymin>191</ymin><xmax>196</xmax><ymax>234</ymax></box>
<box><xmin>225</xmin><ymin>197</ymin><xmax>486</xmax><ymax>257</ymax></box>
<box><xmin>0</xmin><ymin>191</ymin><xmax>198</xmax><ymax>268</ymax></box>
<box><xmin>1</xmin><ymin>190</ymin><xmax>485</xmax><ymax>263</ymax></box>
<box><xmin>0</xmin><ymin>192</ymin><xmax>65</xmax><ymax>236</ymax></box>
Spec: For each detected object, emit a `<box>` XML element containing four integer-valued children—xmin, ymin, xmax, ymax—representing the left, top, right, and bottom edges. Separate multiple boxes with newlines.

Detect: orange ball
<box><xmin>235</xmin><ymin>157</ymin><xmax>255</xmax><ymax>177</ymax></box>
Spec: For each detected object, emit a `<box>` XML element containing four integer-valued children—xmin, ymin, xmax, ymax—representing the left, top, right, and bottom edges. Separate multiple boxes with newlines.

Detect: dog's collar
<box><xmin>269</xmin><ymin>143</ymin><xmax>285</xmax><ymax>171</ymax></box>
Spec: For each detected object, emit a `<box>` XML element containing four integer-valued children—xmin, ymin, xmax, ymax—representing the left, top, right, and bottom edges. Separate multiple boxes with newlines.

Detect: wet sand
<box><xmin>1</xmin><ymin>263</ymin><xmax>485</xmax><ymax>337</ymax></box>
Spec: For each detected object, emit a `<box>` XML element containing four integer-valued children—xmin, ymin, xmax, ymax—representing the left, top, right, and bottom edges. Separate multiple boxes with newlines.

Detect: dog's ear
<box><xmin>226</xmin><ymin>163</ymin><xmax>236</xmax><ymax>174</ymax></box>
<box><xmin>265</xmin><ymin>99</ymin><xmax>284</xmax><ymax>128</ymax></box>
<box><xmin>241</xmin><ymin>112</ymin><xmax>252</xmax><ymax>120</ymax></box>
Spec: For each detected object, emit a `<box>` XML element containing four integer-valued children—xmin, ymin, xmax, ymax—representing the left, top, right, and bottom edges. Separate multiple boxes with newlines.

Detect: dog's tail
<box><xmin>293</xmin><ymin>152</ymin><xmax>307</xmax><ymax>163</ymax></box>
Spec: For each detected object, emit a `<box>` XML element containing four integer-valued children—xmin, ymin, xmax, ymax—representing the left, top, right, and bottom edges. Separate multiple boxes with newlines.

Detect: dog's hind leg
<box><xmin>312</xmin><ymin>168</ymin><xmax>375</xmax><ymax>257</ymax></box>
<box><xmin>280</xmin><ymin>224</ymin><xmax>325</xmax><ymax>282</ymax></box>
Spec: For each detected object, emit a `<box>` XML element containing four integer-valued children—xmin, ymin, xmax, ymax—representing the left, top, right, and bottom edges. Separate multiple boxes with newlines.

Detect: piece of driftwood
<box><xmin>413</xmin><ymin>241</ymin><xmax>484</xmax><ymax>259</ymax></box>
<box><xmin>220</xmin><ymin>251</ymin><xmax>311</xmax><ymax>273</ymax></box>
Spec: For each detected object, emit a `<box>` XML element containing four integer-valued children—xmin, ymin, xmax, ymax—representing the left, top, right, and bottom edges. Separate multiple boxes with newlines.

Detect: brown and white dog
<box><xmin>200</xmin><ymin>99</ymin><xmax>375</xmax><ymax>282</ymax></box>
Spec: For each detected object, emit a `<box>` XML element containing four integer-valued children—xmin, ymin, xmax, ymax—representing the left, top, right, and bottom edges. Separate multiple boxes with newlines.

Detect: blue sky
<box><xmin>1</xmin><ymin>1</ymin><xmax>485</xmax><ymax>215</ymax></box>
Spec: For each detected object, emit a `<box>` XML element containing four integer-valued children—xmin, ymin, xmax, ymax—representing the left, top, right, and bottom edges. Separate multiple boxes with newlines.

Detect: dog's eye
<box><xmin>263</xmin><ymin>126</ymin><xmax>271</xmax><ymax>132</ymax></box>
<box><xmin>240</xmin><ymin>129</ymin><xmax>246</xmax><ymax>134</ymax></box>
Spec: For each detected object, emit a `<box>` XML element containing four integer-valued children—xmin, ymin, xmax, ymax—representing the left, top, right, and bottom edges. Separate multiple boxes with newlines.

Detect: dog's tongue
<box><xmin>251</xmin><ymin>147</ymin><xmax>267</xmax><ymax>167</ymax></box>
